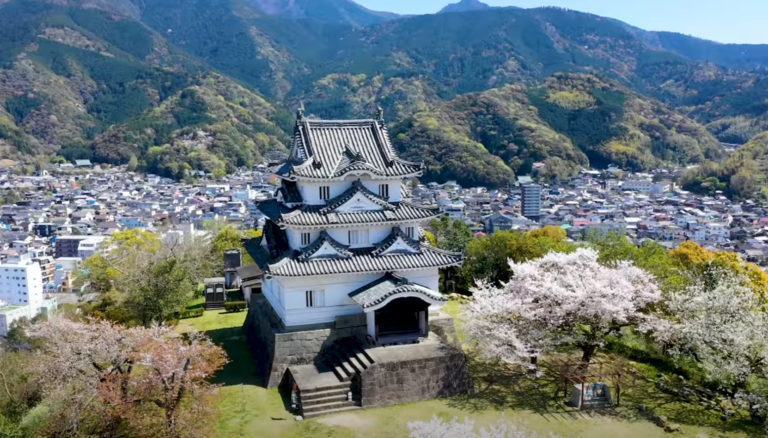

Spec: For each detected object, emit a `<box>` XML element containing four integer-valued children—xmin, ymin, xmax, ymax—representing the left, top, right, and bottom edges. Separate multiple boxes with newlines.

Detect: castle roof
<box><xmin>258</xmin><ymin>181</ymin><xmax>439</xmax><ymax>228</ymax></box>
<box><xmin>245</xmin><ymin>227</ymin><xmax>462</xmax><ymax>277</ymax></box>
<box><xmin>348</xmin><ymin>273</ymin><xmax>446</xmax><ymax>309</ymax></box>
<box><xmin>270</xmin><ymin>116</ymin><xmax>423</xmax><ymax>180</ymax></box>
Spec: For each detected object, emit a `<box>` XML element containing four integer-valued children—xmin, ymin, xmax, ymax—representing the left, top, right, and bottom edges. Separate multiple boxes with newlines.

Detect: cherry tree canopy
<box><xmin>648</xmin><ymin>272</ymin><xmax>768</xmax><ymax>387</ymax></box>
<box><xmin>465</xmin><ymin>248</ymin><xmax>661</xmax><ymax>365</ymax></box>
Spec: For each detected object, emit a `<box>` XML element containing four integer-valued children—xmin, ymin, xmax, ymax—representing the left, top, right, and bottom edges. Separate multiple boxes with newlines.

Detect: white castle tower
<box><xmin>253</xmin><ymin>108</ymin><xmax>462</xmax><ymax>340</ymax></box>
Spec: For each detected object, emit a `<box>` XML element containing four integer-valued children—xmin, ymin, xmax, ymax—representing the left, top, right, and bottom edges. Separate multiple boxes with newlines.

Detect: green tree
<box><xmin>212</xmin><ymin>225</ymin><xmax>255</xmax><ymax>266</ymax></box>
<box><xmin>462</xmin><ymin>230</ymin><xmax>576</xmax><ymax>287</ymax></box>
<box><xmin>126</xmin><ymin>258</ymin><xmax>196</xmax><ymax>325</ymax></box>
<box><xmin>428</xmin><ymin>216</ymin><xmax>473</xmax><ymax>253</ymax></box>
<box><xmin>127</xmin><ymin>154</ymin><xmax>139</xmax><ymax>171</ymax></box>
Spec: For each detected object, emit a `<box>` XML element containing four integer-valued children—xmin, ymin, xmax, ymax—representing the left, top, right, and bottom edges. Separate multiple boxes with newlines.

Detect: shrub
<box><xmin>224</xmin><ymin>301</ymin><xmax>247</xmax><ymax>313</ymax></box>
<box><xmin>177</xmin><ymin>308</ymin><xmax>204</xmax><ymax>319</ymax></box>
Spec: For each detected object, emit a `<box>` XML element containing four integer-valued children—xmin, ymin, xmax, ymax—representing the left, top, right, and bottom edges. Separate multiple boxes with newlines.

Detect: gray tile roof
<box><xmin>263</xmin><ymin>245</ymin><xmax>462</xmax><ymax>277</ymax></box>
<box><xmin>348</xmin><ymin>273</ymin><xmax>447</xmax><ymax>308</ymax></box>
<box><xmin>270</xmin><ymin>118</ymin><xmax>422</xmax><ymax>180</ymax></box>
<box><xmin>258</xmin><ymin>181</ymin><xmax>440</xmax><ymax>227</ymax></box>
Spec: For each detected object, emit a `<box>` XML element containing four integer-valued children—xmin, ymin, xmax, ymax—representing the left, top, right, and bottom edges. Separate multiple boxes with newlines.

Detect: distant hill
<box><xmin>439</xmin><ymin>0</ymin><xmax>492</xmax><ymax>14</ymax></box>
<box><xmin>246</xmin><ymin>0</ymin><xmax>400</xmax><ymax>26</ymax></box>
<box><xmin>393</xmin><ymin>74</ymin><xmax>722</xmax><ymax>187</ymax></box>
<box><xmin>5</xmin><ymin>0</ymin><xmax>768</xmax><ymax>190</ymax></box>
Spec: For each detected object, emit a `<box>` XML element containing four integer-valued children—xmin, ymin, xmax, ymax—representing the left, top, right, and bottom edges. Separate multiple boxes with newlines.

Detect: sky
<box><xmin>355</xmin><ymin>0</ymin><xmax>768</xmax><ymax>45</ymax></box>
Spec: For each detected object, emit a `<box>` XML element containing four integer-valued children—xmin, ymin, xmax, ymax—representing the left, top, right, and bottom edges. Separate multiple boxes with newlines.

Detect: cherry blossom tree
<box><xmin>465</xmin><ymin>248</ymin><xmax>661</xmax><ymax>366</ymax></box>
<box><xmin>648</xmin><ymin>271</ymin><xmax>768</xmax><ymax>388</ymax></box>
<box><xmin>408</xmin><ymin>416</ymin><xmax>561</xmax><ymax>438</ymax></box>
<box><xmin>26</xmin><ymin>316</ymin><xmax>227</xmax><ymax>438</ymax></box>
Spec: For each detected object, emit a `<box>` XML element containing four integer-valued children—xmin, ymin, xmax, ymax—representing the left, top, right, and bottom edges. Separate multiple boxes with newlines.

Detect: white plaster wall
<box><xmin>297</xmin><ymin>176</ymin><xmax>402</xmax><ymax>205</ymax></box>
<box><xmin>326</xmin><ymin>225</ymin><xmax>393</xmax><ymax>247</ymax></box>
<box><xmin>274</xmin><ymin>268</ymin><xmax>441</xmax><ymax>327</ymax></box>
<box><xmin>286</xmin><ymin>225</ymin><xmax>399</xmax><ymax>250</ymax></box>
<box><xmin>261</xmin><ymin>277</ymin><xmax>286</xmax><ymax>322</ymax></box>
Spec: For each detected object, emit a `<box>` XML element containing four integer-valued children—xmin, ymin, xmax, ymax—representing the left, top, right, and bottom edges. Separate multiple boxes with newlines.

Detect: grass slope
<box><xmin>177</xmin><ymin>305</ymin><xmax>756</xmax><ymax>438</ymax></box>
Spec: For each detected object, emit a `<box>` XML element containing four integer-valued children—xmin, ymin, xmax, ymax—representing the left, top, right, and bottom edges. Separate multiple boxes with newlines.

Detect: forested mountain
<box><xmin>3</xmin><ymin>0</ymin><xmax>768</xmax><ymax>190</ymax></box>
<box><xmin>439</xmin><ymin>0</ymin><xmax>492</xmax><ymax>14</ymax></box>
<box><xmin>245</xmin><ymin>0</ymin><xmax>400</xmax><ymax>26</ymax></box>
<box><xmin>393</xmin><ymin>74</ymin><xmax>721</xmax><ymax>187</ymax></box>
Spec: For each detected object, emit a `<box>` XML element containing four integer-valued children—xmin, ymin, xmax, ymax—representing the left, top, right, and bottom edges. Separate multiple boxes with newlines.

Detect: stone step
<box><xmin>302</xmin><ymin>400</ymin><xmax>359</xmax><ymax>415</ymax></box>
<box><xmin>301</xmin><ymin>387</ymin><xmax>349</xmax><ymax>402</ymax></box>
<box><xmin>323</xmin><ymin>352</ymin><xmax>352</xmax><ymax>382</ymax></box>
<box><xmin>299</xmin><ymin>381</ymin><xmax>351</xmax><ymax>395</ymax></box>
<box><xmin>348</xmin><ymin>345</ymin><xmax>374</xmax><ymax>369</ymax></box>
<box><xmin>302</xmin><ymin>393</ymin><xmax>353</xmax><ymax>407</ymax></box>
<box><xmin>332</xmin><ymin>351</ymin><xmax>355</xmax><ymax>378</ymax></box>
<box><xmin>302</xmin><ymin>405</ymin><xmax>362</xmax><ymax>419</ymax></box>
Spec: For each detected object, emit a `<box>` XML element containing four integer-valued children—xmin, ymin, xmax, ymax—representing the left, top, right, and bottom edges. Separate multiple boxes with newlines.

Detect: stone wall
<box><xmin>359</xmin><ymin>346</ymin><xmax>473</xmax><ymax>408</ymax></box>
<box><xmin>428</xmin><ymin>312</ymin><xmax>461</xmax><ymax>347</ymax></box>
<box><xmin>244</xmin><ymin>295</ymin><xmax>367</xmax><ymax>388</ymax></box>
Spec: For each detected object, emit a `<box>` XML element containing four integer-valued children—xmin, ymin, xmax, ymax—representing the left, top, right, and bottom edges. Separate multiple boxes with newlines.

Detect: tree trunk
<box><xmin>581</xmin><ymin>344</ymin><xmax>597</xmax><ymax>365</ymax></box>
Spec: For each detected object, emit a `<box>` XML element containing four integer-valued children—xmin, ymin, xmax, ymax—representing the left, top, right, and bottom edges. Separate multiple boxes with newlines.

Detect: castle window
<box><xmin>319</xmin><ymin>186</ymin><xmax>330</xmax><ymax>201</ymax></box>
<box><xmin>379</xmin><ymin>184</ymin><xmax>389</xmax><ymax>199</ymax></box>
<box><xmin>349</xmin><ymin>230</ymin><xmax>370</xmax><ymax>247</ymax></box>
<box><xmin>406</xmin><ymin>227</ymin><xmax>416</xmax><ymax>239</ymax></box>
<box><xmin>301</xmin><ymin>233</ymin><xmax>311</xmax><ymax>247</ymax></box>
<box><xmin>306</xmin><ymin>290</ymin><xmax>325</xmax><ymax>308</ymax></box>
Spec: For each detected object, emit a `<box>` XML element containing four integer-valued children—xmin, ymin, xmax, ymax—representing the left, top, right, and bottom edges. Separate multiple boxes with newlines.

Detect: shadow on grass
<box><xmin>447</xmin><ymin>352</ymin><xmax>764</xmax><ymax>436</ymax></box>
<box><xmin>447</xmin><ymin>352</ymin><xmax>602</xmax><ymax>423</ymax></box>
<box><xmin>206</xmin><ymin>326</ymin><xmax>264</xmax><ymax>387</ymax></box>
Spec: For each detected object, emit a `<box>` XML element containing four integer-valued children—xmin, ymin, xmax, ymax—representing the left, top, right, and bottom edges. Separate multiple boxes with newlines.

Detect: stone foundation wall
<box><xmin>359</xmin><ymin>347</ymin><xmax>473</xmax><ymax>408</ymax></box>
<box><xmin>244</xmin><ymin>295</ymin><xmax>367</xmax><ymax>388</ymax></box>
<box><xmin>429</xmin><ymin>312</ymin><xmax>461</xmax><ymax>347</ymax></box>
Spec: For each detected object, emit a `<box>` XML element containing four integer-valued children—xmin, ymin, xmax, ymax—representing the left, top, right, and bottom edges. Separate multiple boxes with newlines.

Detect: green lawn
<box><xmin>179</xmin><ymin>306</ymin><xmax>757</xmax><ymax>438</ymax></box>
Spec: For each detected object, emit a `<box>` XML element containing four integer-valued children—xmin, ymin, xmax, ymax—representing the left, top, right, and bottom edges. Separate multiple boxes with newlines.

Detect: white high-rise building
<box><xmin>0</xmin><ymin>255</ymin><xmax>46</xmax><ymax>336</ymax></box>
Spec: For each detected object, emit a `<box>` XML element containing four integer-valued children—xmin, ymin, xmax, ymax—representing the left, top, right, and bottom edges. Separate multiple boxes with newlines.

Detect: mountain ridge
<box><xmin>3</xmin><ymin>0</ymin><xmax>768</xmax><ymax>195</ymax></box>
<box><xmin>439</xmin><ymin>0</ymin><xmax>492</xmax><ymax>14</ymax></box>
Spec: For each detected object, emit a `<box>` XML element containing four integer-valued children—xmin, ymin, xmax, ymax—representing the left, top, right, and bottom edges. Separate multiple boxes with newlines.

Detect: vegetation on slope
<box><xmin>393</xmin><ymin>73</ymin><xmax>723</xmax><ymax>187</ymax></box>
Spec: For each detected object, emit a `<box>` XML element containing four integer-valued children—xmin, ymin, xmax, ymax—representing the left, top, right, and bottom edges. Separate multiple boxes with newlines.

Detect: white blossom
<box><xmin>647</xmin><ymin>272</ymin><xmax>768</xmax><ymax>386</ymax></box>
<box><xmin>408</xmin><ymin>416</ymin><xmax>560</xmax><ymax>438</ymax></box>
<box><xmin>465</xmin><ymin>248</ymin><xmax>661</xmax><ymax>365</ymax></box>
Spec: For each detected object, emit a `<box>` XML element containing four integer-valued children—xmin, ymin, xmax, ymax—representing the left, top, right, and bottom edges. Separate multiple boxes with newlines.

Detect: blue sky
<box><xmin>355</xmin><ymin>0</ymin><xmax>768</xmax><ymax>44</ymax></box>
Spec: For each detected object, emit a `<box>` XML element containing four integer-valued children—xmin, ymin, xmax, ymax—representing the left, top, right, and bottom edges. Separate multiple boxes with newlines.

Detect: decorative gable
<box><xmin>298</xmin><ymin>231</ymin><xmax>353</xmax><ymax>261</ymax></box>
<box><xmin>334</xmin><ymin>192</ymin><xmax>385</xmax><ymax>213</ymax></box>
<box><xmin>372</xmin><ymin>228</ymin><xmax>421</xmax><ymax>256</ymax></box>
<box><xmin>307</xmin><ymin>240</ymin><xmax>349</xmax><ymax>260</ymax></box>
<box><xmin>376</xmin><ymin>236</ymin><xmax>420</xmax><ymax>256</ymax></box>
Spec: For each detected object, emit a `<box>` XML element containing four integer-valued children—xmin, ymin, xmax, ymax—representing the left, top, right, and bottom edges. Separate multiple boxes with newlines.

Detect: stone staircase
<box><xmin>321</xmin><ymin>338</ymin><xmax>376</xmax><ymax>382</ymax></box>
<box><xmin>297</xmin><ymin>339</ymin><xmax>375</xmax><ymax>418</ymax></box>
<box><xmin>300</xmin><ymin>381</ymin><xmax>360</xmax><ymax>418</ymax></box>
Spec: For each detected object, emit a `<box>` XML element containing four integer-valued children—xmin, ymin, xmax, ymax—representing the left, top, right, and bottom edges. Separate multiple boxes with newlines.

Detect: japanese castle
<box><xmin>253</xmin><ymin>108</ymin><xmax>463</xmax><ymax>339</ymax></box>
<box><xmin>244</xmin><ymin>109</ymin><xmax>470</xmax><ymax>417</ymax></box>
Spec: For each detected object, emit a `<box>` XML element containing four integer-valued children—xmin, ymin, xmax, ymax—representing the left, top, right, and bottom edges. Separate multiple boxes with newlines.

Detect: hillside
<box><xmin>0</xmin><ymin>1</ymin><xmax>289</xmax><ymax>174</ymax></box>
<box><xmin>5</xmin><ymin>0</ymin><xmax>768</xmax><ymax>187</ymax></box>
<box><xmin>439</xmin><ymin>0</ymin><xmax>492</xmax><ymax>14</ymax></box>
<box><xmin>393</xmin><ymin>74</ymin><xmax>721</xmax><ymax>187</ymax></box>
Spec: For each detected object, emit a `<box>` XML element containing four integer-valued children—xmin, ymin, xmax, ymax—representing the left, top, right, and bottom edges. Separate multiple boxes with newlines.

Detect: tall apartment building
<box><xmin>0</xmin><ymin>254</ymin><xmax>46</xmax><ymax>336</ymax></box>
<box><xmin>54</xmin><ymin>235</ymin><xmax>92</xmax><ymax>258</ymax></box>
<box><xmin>520</xmin><ymin>182</ymin><xmax>542</xmax><ymax>220</ymax></box>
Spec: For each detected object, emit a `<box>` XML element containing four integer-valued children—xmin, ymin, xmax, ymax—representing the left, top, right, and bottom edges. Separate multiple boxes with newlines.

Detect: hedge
<box><xmin>178</xmin><ymin>308</ymin><xmax>204</xmax><ymax>319</ymax></box>
<box><xmin>224</xmin><ymin>301</ymin><xmax>247</xmax><ymax>313</ymax></box>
